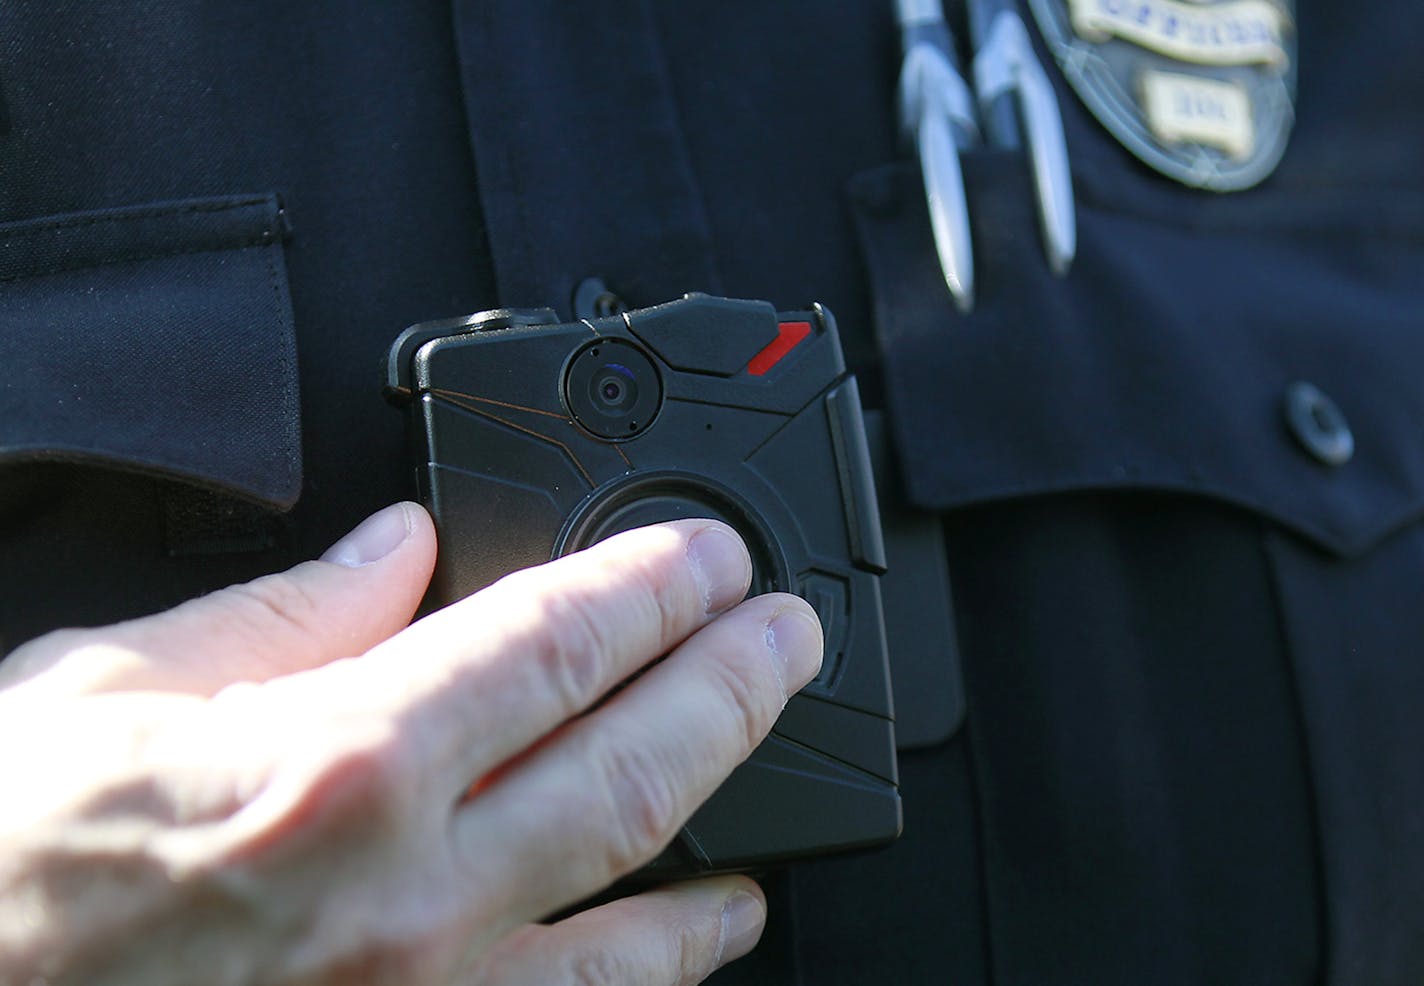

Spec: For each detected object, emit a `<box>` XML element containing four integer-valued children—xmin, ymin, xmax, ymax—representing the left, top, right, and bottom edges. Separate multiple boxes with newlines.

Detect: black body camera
<box><xmin>385</xmin><ymin>294</ymin><xmax>900</xmax><ymax>876</ymax></box>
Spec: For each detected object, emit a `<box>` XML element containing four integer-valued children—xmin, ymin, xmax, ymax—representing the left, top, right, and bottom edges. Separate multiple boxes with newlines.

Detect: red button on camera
<box><xmin>747</xmin><ymin>321</ymin><xmax>812</xmax><ymax>376</ymax></box>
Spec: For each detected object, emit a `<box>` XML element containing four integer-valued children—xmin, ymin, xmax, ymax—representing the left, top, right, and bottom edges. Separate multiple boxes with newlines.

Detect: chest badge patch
<box><xmin>1027</xmin><ymin>0</ymin><xmax>1296</xmax><ymax>190</ymax></box>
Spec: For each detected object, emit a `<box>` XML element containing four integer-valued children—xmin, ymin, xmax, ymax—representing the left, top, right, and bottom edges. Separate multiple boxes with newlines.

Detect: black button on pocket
<box><xmin>1285</xmin><ymin>381</ymin><xmax>1354</xmax><ymax>467</ymax></box>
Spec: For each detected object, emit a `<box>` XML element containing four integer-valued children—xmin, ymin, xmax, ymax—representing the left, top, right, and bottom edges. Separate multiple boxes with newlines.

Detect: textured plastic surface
<box><xmin>864</xmin><ymin>411</ymin><xmax>965</xmax><ymax>749</ymax></box>
<box><xmin>392</xmin><ymin>293</ymin><xmax>900</xmax><ymax>875</ymax></box>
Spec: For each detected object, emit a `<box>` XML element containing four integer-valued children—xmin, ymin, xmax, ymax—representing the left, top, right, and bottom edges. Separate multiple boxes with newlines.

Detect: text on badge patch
<box><xmin>1068</xmin><ymin>0</ymin><xmax>1288</xmax><ymax>67</ymax></box>
<box><xmin>1142</xmin><ymin>70</ymin><xmax>1254</xmax><ymax>158</ymax></box>
<box><xmin>1029</xmin><ymin>0</ymin><xmax>1296</xmax><ymax>191</ymax></box>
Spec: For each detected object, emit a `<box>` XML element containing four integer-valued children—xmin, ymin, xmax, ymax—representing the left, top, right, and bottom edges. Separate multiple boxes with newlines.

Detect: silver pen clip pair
<box><xmin>896</xmin><ymin>0</ymin><xmax>1075</xmax><ymax>313</ymax></box>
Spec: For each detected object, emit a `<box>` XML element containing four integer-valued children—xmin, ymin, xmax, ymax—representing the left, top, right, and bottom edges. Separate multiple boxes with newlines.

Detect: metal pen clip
<box><xmin>896</xmin><ymin>0</ymin><xmax>980</xmax><ymax>313</ymax></box>
<box><xmin>972</xmin><ymin>9</ymin><xmax>1077</xmax><ymax>276</ymax></box>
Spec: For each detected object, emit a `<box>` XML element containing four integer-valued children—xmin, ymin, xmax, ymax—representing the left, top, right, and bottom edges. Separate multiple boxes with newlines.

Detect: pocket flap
<box><xmin>850</xmin><ymin>158</ymin><xmax>1424</xmax><ymax>558</ymax></box>
<box><xmin>0</xmin><ymin>195</ymin><xmax>301</xmax><ymax>509</ymax></box>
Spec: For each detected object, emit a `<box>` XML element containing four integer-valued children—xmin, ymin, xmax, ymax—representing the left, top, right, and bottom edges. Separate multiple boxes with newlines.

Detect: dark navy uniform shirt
<box><xmin>2</xmin><ymin>2</ymin><xmax>1422</xmax><ymax>983</ymax></box>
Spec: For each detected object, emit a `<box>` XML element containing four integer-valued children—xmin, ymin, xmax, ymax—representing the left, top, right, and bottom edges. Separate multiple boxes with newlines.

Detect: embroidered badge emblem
<box><xmin>1027</xmin><ymin>0</ymin><xmax>1296</xmax><ymax>190</ymax></box>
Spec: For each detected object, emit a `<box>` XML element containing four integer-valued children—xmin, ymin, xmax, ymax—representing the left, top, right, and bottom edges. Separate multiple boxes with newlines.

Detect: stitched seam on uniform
<box><xmin>908</xmin><ymin>471</ymin><xmax>1424</xmax><ymax>555</ymax></box>
<box><xmin>1255</xmin><ymin>528</ymin><xmax>1333</xmax><ymax>983</ymax></box>
<box><xmin>1076</xmin><ymin>193</ymin><xmax>1424</xmax><ymax>242</ymax></box>
<box><xmin>504</xmin><ymin>138</ymin><xmax>532</xmax><ymax>298</ymax></box>
<box><xmin>261</xmin><ymin>238</ymin><xmax>301</xmax><ymax>492</ymax></box>
<box><xmin>639</xmin><ymin>0</ymin><xmax>724</xmax><ymax>292</ymax></box>
<box><xmin>0</xmin><ymin>197</ymin><xmax>273</xmax><ymax>237</ymax></box>
<box><xmin>0</xmin><ymin>444</ymin><xmax>284</xmax><ymax>508</ymax></box>
<box><xmin>0</xmin><ymin>238</ymin><xmax>279</xmax><ymax>283</ymax></box>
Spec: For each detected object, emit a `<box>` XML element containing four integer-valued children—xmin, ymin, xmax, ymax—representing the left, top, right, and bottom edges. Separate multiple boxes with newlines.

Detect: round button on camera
<box><xmin>563</xmin><ymin>338</ymin><xmax>664</xmax><ymax>440</ymax></box>
<box><xmin>557</xmin><ymin>471</ymin><xmax>790</xmax><ymax>598</ymax></box>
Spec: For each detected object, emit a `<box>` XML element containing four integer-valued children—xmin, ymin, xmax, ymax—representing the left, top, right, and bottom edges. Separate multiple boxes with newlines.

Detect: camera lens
<box><xmin>593</xmin><ymin>364</ymin><xmax>636</xmax><ymax>410</ymax></box>
<box><xmin>563</xmin><ymin>338</ymin><xmax>663</xmax><ymax>440</ymax></box>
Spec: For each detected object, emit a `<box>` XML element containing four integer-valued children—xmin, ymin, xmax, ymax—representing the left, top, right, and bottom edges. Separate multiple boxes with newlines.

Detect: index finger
<box><xmin>336</xmin><ymin>519</ymin><xmax>754</xmax><ymax>800</ymax></box>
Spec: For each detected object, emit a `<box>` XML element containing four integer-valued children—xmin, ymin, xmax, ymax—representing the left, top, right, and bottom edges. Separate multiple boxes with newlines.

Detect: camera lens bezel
<box><xmin>562</xmin><ymin>338</ymin><xmax>664</xmax><ymax>441</ymax></box>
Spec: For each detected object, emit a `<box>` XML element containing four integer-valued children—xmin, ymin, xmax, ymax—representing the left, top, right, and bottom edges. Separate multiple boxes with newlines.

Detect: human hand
<box><xmin>0</xmin><ymin>503</ymin><xmax>822</xmax><ymax>985</ymax></box>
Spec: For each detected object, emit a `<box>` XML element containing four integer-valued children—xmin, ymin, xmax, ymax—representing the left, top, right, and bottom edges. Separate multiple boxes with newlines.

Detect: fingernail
<box><xmin>717</xmin><ymin>891</ymin><xmax>766</xmax><ymax>968</ymax></box>
<box><xmin>321</xmin><ymin>503</ymin><xmax>413</xmax><ymax>568</ymax></box>
<box><xmin>687</xmin><ymin>525</ymin><xmax>751</xmax><ymax>613</ymax></box>
<box><xmin>765</xmin><ymin>607</ymin><xmax>824</xmax><ymax>700</ymax></box>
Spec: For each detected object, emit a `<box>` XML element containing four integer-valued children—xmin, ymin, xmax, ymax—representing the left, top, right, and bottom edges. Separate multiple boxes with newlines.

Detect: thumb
<box><xmin>2</xmin><ymin>502</ymin><xmax>437</xmax><ymax>696</ymax></box>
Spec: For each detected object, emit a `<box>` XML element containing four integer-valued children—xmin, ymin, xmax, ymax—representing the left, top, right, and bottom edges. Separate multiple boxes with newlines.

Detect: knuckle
<box><xmin>558</xmin><ymin>906</ymin><xmax>714</xmax><ymax>986</ymax></box>
<box><xmin>595</xmin><ymin>738</ymin><xmax>683</xmax><ymax>875</ymax></box>
<box><xmin>626</xmin><ymin>548</ymin><xmax>689</xmax><ymax>649</ymax></box>
<box><xmin>527</xmin><ymin>586</ymin><xmax>620</xmax><ymax>717</ymax></box>
<box><xmin>290</xmin><ymin>733</ymin><xmax>411</xmax><ymax>840</ymax></box>
<box><xmin>675</xmin><ymin>916</ymin><xmax>718</xmax><ymax>986</ymax></box>
<box><xmin>494</xmin><ymin>549</ymin><xmax>691</xmax><ymax>718</ymax></box>
<box><xmin>303</xmin><ymin>930</ymin><xmax>453</xmax><ymax>986</ymax></box>
<box><xmin>212</xmin><ymin>569</ymin><xmax>326</xmax><ymax>648</ymax></box>
<box><xmin>705</xmin><ymin>648</ymin><xmax>780</xmax><ymax>755</ymax></box>
<box><xmin>373</xmin><ymin>934</ymin><xmax>456</xmax><ymax>984</ymax></box>
<box><xmin>568</xmin><ymin>948</ymin><xmax>629</xmax><ymax>986</ymax></box>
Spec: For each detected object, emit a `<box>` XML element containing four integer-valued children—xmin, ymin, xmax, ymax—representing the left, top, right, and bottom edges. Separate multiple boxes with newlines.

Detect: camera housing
<box><xmin>386</xmin><ymin>294</ymin><xmax>900</xmax><ymax>876</ymax></box>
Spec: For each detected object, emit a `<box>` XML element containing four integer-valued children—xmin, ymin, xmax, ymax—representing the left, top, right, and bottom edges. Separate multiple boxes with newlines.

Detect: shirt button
<box><xmin>1284</xmin><ymin>381</ymin><xmax>1354</xmax><ymax>467</ymax></box>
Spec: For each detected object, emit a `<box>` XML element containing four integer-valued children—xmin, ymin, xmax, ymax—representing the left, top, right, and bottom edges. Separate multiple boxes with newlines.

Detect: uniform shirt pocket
<box><xmin>850</xmin><ymin>152</ymin><xmax>1424</xmax><ymax>983</ymax></box>
<box><xmin>0</xmin><ymin>194</ymin><xmax>301</xmax><ymax>510</ymax></box>
<box><xmin>849</xmin><ymin>155</ymin><xmax>1424</xmax><ymax>557</ymax></box>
